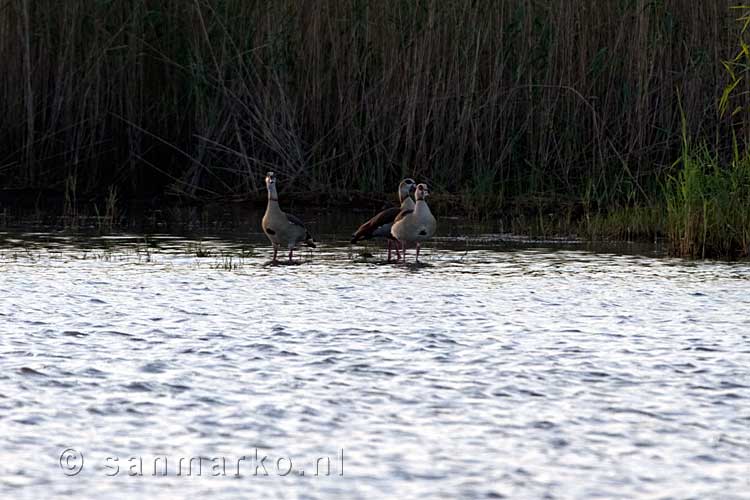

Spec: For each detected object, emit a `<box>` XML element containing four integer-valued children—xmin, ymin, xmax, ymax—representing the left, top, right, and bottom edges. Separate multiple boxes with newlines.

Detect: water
<box><xmin>1</xmin><ymin>229</ymin><xmax>749</xmax><ymax>499</ymax></box>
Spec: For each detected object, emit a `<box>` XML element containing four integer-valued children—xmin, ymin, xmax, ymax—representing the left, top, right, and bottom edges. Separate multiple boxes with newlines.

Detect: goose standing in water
<box><xmin>350</xmin><ymin>178</ymin><xmax>416</xmax><ymax>261</ymax></box>
<box><xmin>262</xmin><ymin>171</ymin><xmax>316</xmax><ymax>263</ymax></box>
<box><xmin>390</xmin><ymin>183</ymin><xmax>436</xmax><ymax>263</ymax></box>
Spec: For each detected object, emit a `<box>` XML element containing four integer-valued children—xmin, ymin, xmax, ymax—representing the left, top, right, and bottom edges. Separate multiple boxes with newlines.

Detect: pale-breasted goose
<box><xmin>390</xmin><ymin>183</ymin><xmax>436</xmax><ymax>263</ymax></box>
<box><xmin>350</xmin><ymin>178</ymin><xmax>416</xmax><ymax>261</ymax></box>
<box><xmin>262</xmin><ymin>172</ymin><xmax>316</xmax><ymax>262</ymax></box>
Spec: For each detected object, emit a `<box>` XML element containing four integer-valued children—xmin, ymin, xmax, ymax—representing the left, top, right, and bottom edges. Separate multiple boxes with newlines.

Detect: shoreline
<box><xmin>0</xmin><ymin>187</ymin><xmax>636</xmax><ymax>239</ymax></box>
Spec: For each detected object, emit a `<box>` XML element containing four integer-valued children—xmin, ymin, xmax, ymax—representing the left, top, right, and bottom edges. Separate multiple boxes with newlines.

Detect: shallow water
<box><xmin>1</xmin><ymin>230</ymin><xmax>749</xmax><ymax>499</ymax></box>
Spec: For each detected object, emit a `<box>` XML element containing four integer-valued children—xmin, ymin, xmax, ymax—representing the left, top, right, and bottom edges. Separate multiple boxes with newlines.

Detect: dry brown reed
<box><xmin>0</xmin><ymin>1</ymin><xmax>744</xmax><ymax>216</ymax></box>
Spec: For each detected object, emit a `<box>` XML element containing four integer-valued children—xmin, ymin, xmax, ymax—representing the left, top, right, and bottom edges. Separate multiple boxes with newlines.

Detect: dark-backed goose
<box><xmin>390</xmin><ymin>183</ymin><xmax>436</xmax><ymax>263</ymax></box>
<box><xmin>350</xmin><ymin>178</ymin><xmax>416</xmax><ymax>261</ymax></box>
<box><xmin>261</xmin><ymin>172</ymin><xmax>316</xmax><ymax>262</ymax></box>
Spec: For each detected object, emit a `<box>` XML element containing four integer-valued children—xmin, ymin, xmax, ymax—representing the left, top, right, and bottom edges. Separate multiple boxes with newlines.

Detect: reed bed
<box><xmin>0</xmin><ymin>1</ymin><xmax>748</xmax><ymax>256</ymax></box>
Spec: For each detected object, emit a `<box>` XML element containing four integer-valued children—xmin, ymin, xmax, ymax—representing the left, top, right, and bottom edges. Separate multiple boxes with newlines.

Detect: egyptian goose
<box><xmin>350</xmin><ymin>178</ymin><xmax>416</xmax><ymax>261</ymax></box>
<box><xmin>390</xmin><ymin>183</ymin><xmax>436</xmax><ymax>263</ymax></box>
<box><xmin>261</xmin><ymin>171</ymin><xmax>316</xmax><ymax>262</ymax></box>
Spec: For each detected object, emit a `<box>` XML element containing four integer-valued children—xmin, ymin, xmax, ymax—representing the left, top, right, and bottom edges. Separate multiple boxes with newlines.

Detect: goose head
<box><xmin>265</xmin><ymin>171</ymin><xmax>277</xmax><ymax>190</ymax></box>
<box><xmin>398</xmin><ymin>177</ymin><xmax>417</xmax><ymax>198</ymax></box>
<box><xmin>398</xmin><ymin>178</ymin><xmax>417</xmax><ymax>202</ymax></box>
<box><xmin>415</xmin><ymin>183</ymin><xmax>430</xmax><ymax>200</ymax></box>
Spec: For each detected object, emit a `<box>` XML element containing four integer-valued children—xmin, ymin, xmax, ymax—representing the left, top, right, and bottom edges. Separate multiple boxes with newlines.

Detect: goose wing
<box><xmin>286</xmin><ymin>213</ymin><xmax>307</xmax><ymax>228</ymax></box>
<box><xmin>351</xmin><ymin>207</ymin><xmax>401</xmax><ymax>243</ymax></box>
<box><xmin>393</xmin><ymin>208</ymin><xmax>414</xmax><ymax>223</ymax></box>
<box><xmin>286</xmin><ymin>213</ymin><xmax>316</xmax><ymax>248</ymax></box>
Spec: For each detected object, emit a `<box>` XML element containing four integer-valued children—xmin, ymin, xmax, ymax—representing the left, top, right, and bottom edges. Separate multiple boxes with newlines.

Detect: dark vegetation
<box><xmin>0</xmin><ymin>1</ymin><xmax>749</xmax><ymax>257</ymax></box>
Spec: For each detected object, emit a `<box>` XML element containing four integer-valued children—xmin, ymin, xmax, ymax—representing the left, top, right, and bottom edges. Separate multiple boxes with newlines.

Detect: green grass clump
<box><xmin>664</xmin><ymin>141</ymin><xmax>750</xmax><ymax>258</ymax></box>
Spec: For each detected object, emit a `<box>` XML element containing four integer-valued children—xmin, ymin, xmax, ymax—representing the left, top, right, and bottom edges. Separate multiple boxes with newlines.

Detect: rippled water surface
<box><xmin>1</xmin><ymin>230</ymin><xmax>749</xmax><ymax>499</ymax></box>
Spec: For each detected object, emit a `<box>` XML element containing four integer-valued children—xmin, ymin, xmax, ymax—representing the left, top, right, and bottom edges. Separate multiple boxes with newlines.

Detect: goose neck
<box><xmin>414</xmin><ymin>199</ymin><xmax>431</xmax><ymax>214</ymax></box>
<box><xmin>267</xmin><ymin>185</ymin><xmax>279</xmax><ymax>203</ymax></box>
